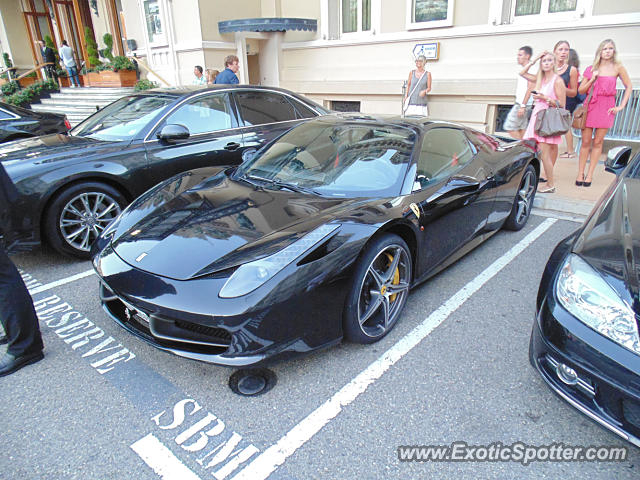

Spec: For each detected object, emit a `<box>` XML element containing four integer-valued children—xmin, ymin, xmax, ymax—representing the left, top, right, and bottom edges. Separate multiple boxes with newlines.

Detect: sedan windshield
<box><xmin>238</xmin><ymin>120</ymin><xmax>416</xmax><ymax>198</ymax></box>
<box><xmin>71</xmin><ymin>95</ymin><xmax>174</xmax><ymax>141</ymax></box>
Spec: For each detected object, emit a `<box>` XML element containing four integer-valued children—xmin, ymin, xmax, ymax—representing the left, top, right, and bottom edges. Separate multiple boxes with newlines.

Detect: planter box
<box><xmin>86</xmin><ymin>70</ymin><xmax>136</xmax><ymax>87</ymax></box>
<box><xmin>18</xmin><ymin>76</ymin><xmax>37</xmax><ymax>88</ymax></box>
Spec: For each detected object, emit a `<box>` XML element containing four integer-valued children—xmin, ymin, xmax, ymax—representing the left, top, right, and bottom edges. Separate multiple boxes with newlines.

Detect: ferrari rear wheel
<box><xmin>344</xmin><ymin>234</ymin><xmax>412</xmax><ymax>344</ymax></box>
<box><xmin>503</xmin><ymin>164</ymin><xmax>537</xmax><ymax>231</ymax></box>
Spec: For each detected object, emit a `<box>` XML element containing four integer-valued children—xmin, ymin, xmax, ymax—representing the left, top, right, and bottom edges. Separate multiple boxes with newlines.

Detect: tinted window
<box><xmin>414</xmin><ymin>128</ymin><xmax>475</xmax><ymax>190</ymax></box>
<box><xmin>291</xmin><ymin>100</ymin><xmax>318</xmax><ymax>119</ymax></box>
<box><xmin>239</xmin><ymin>120</ymin><xmax>415</xmax><ymax>198</ymax></box>
<box><xmin>235</xmin><ymin>91</ymin><xmax>297</xmax><ymax>126</ymax></box>
<box><xmin>72</xmin><ymin>95</ymin><xmax>173</xmax><ymax>141</ymax></box>
<box><xmin>0</xmin><ymin>109</ymin><xmax>15</xmax><ymax>120</ymax></box>
<box><xmin>164</xmin><ymin>93</ymin><xmax>233</xmax><ymax>135</ymax></box>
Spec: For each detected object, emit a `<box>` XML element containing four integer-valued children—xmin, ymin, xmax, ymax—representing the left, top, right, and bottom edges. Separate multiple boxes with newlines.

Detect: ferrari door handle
<box><xmin>225</xmin><ymin>142</ymin><xmax>241</xmax><ymax>151</ymax></box>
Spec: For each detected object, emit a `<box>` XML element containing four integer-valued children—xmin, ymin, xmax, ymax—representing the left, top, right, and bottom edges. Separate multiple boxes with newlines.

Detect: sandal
<box><xmin>538</xmin><ymin>177</ymin><xmax>547</xmax><ymax>183</ymax></box>
<box><xmin>539</xmin><ymin>186</ymin><xmax>556</xmax><ymax>193</ymax></box>
<box><xmin>560</xmin><ymin>152</ymin><xmax>577</xmax><ymax>158</ymax></box>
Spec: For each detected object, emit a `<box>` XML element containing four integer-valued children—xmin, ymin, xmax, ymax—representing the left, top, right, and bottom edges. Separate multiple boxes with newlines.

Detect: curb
<box><xmin>533</xmin><ymin>194</ymin><xmax>594</xmax><ymax>217</ymax></box>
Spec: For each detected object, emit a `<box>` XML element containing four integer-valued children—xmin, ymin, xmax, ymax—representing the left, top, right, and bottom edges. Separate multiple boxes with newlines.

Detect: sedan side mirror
<box><xmin>157</xmin><ymin>124</ymin><xmax>190</xmax><ymax>143</ymax></box>
<box><xmin>605</xmin><ymin>146</ymin><xmax>632</xmax><ymax>176</ymax></box>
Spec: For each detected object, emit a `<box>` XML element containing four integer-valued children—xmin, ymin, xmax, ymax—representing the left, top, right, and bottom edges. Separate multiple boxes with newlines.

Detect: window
<box><xmin>408</xmin><ymin>0</ymin><xmax>454</xmax><ymax>29</ymax></box>
<box><xmin>330</xmin><ymin>101</ymin><xmax>361</xmax><ymax>112</ymax></box>
<box><xmin>515</xmin><ymin>0</ymin><xmax>577</xmax><ymax>15</ymax></box>
<box><xmin>414</xmin><ymin>128</ymin><xmax>474</xmax><ymax>190</ymax></box>
<box><xmin>341</xmin><ymin>0</ymin><xmax>371</xmax><ymax>33</ymax></box>
<box><xmin>143</xmin><ymin>0</ymin><xmax>166</xmax><ymax>45</ymax></box>
<box><xmin>290</xmin><ymin>101</ymin><xmax>318</xmax><ymax>119</ymax></box>
<box><xmin>0</xmin><ymin>109</ymin><xmax>16</xmax><ymax>120</ymax></box>
<box><xmin>235</xmin><ymin>92</ymin><xmax>298</xmax><ymax>126</ymax></box>
<box><xmin>164</xmin><ymin>94</ymin><xmax>233</xmax><ymax>135</ymax></box>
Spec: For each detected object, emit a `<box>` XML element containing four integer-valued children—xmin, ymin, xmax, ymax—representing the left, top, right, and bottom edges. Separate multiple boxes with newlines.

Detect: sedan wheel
<box><xmin>344</xmin><ymin>234</ymin><xmax>412</xmax><ymax>344</ymax></box>
<box><xmin>503</xmin><ymin>164</ymin><xmax>537</xmax><ymax>231</ymax></box>
<box><xmin>45</xmin><ymin>182</ymin><xmax>126</xmax><ymax>258</ymax></box>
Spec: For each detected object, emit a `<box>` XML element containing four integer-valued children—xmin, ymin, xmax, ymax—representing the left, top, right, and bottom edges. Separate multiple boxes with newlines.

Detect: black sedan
<box><xmin>92</xmin><ymin>114</ymin><xmax>539</xmax><ymax>367</ymax></box>
<box><xmin>0</xmin><ymin>86</ymin><xmax>327</xmax><ymax>257</ymax></box>
<box><xmin>529</xmin><ymin>146</ymin><xmax>640</xmax><ymax>447</ymax></box>
<box><xmin>0</xmin><ymin>101</ymin><xmax>70</xmax><ymax>143</ymax></box>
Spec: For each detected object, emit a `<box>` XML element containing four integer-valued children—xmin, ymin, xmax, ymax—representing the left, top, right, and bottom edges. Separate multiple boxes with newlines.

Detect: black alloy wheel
<box><xmin>343</xmin><ymin>233</ymin><xmax>412</xmax><ymax>344</ymax></box>
<box><xmin>503</xmin><ymin>164</ymin><xmax>537</xmax><ymax>231</ymax></box>
<box><xmin>44</xmin><ymin>182</ymin><xmax>126</xmax><ymax>258</ymax></box>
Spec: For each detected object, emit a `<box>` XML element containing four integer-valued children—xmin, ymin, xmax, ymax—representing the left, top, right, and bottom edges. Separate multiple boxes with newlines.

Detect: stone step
<box><xmin>58</xmin><ymin>87</ymin><xmax>135</xmax><ymax>95</ymax></box>
<box><xmin>31</xmin><ymin>104</ymin><xmax>101</xmax><ymax>115</ymax></box>
<box><xmin>40</xmin><ymin>97</ymin><xmax>118</xmax><ymax>107</ymax></box>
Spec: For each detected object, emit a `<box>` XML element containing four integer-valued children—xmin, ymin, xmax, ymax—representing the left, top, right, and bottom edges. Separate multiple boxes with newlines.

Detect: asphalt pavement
<box><xmin>2</xmin><ymin>211</ymin><xmax>639</xmax><ymax>480</ymax></box>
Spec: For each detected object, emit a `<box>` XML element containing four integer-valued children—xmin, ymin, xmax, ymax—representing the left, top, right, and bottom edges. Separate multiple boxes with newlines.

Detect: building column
<box><xmin>259</xmin><ymin>31</ymin><xmax>282</xmax><ymax>87</ymax></box>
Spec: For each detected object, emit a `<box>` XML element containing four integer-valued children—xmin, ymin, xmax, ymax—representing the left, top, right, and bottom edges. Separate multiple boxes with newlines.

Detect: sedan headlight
<box><xmin>219</xmin><ymin>224</ymin><xmax>339</xmax><ymax>298</ymax></box>
<box><xmin>556</xmin><ymin>253</ymin><xmax>640</xmax><ymax>355</ymax></box>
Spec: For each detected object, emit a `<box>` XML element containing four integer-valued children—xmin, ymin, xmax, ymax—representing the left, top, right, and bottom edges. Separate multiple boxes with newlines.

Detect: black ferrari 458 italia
<box><xmin>0</xmin><ymin>86</ymin><xmax>327</xmax><ymax>257</ymax></box>
<box><xmin>92</xmin><ymin>114</ymin><xmax>540</xmax><ymax>367</ymax></box>
<box><xmin>530</xmin><ymin>146</ymin><xmax>640</xmax><ymax>447</ymax></box>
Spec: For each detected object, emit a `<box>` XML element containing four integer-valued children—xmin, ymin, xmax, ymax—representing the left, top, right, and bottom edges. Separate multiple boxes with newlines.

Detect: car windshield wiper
<box><xmin>244</xmin><ymin>174</ymin><xmax>321</xmax><ymax>196</ymax></box>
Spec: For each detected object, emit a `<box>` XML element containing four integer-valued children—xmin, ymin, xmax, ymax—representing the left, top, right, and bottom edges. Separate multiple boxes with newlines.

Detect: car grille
<box><xmin>101</xmin><ymin>282</ymin><xmax>231</xmax><ymax>354</ymax></box>
<box><xmin>175</xmin><ymin>320</ymin><xmax>232</xmax><ymax>343</ymax></box>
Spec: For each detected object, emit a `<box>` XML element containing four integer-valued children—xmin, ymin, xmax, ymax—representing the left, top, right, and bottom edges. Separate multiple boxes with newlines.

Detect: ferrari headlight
<box><xmin>556</xmin><ymin>254</ymin><xmax>640</xmax><ymax>355</ymax></box>
<box><xmin>219</xmin><ymin>224</ymin><xmax>339</xmax><ymax>298</ymax></box>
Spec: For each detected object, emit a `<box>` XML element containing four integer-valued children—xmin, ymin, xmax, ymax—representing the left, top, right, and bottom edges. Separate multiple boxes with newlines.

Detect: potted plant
<box><xmin>84</xmin><ymin>32</ymin><xmax>136</xmax><ymax>87</ymax></box>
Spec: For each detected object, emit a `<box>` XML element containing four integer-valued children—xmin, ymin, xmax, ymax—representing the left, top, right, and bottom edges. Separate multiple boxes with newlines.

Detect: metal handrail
<box><xmin>130</xmin><ymin>56</ymin><xmax>171</xmax><ymax>87</ymax></box>
<box><xmin>15</xmin><ymin>62</ymin><xmax>56</xmax><ymax>81</ymax></box>
<box><xmin>572</xmin><ymin>87</ymin><xmax>640</xmax><ymax>150</ymax></box>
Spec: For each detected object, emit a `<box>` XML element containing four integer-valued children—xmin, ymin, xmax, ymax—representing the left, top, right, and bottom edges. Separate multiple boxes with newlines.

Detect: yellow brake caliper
<box><xmin>385</xmin><ymin>253</ymin><xmax>400</xmax><ymax>303</ymax></box>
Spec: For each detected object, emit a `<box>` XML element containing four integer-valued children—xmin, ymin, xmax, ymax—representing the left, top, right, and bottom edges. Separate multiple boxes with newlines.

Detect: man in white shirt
<box><xmin>59</xmin><ymin>40</ymin><xmax>81</xmax><ymax>87</ymax></box>
<box><xmin>504</xmin><ymin>46</ymin><xmax>535</xmax><ymax>139</ymax></box>
<box><xmin>192</xmin><ymin>65</ymin><xmax>206</xmax><ymax>85</ymax></box>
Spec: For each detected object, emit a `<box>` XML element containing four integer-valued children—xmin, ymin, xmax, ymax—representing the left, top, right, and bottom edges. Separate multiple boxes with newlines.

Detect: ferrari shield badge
<box><xmin>409</xmin><ymin>203</ymin><xmax>420</xmax><ymax>219</ymax></box>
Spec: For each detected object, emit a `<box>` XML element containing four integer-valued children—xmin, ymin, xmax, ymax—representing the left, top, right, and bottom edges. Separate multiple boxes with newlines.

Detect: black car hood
<box><xmin>0</xmin><ymin>134</ymin><xmax>115</xmax><ymax>178</ymax></box>
<box><xmin>111</xmin><ymin>172</ymin><xmax>363</xmax><ymax>281</ymax></box>
<box><xmin>574</xmin><ymin>177</ymin><xmax>640</xmax><ymax>312</ymax></box>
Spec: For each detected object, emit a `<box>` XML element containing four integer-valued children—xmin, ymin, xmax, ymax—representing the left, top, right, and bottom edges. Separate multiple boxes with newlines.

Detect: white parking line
<box><xmin>131</xmin><ymin>434</ymin><xmax>203</xmax><ymax>480</ymax></box>
<box><xmin>231</xmin><ymin>218</ymin><xmax>557</xmax><ymax>480</ymax></box>
<box><xmin>29</xmin><ymin>269</ymin><xmax>95</xmax><ymax>295</ymax></box>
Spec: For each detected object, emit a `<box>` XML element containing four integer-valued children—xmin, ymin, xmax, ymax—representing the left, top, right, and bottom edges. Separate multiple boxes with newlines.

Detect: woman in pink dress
<box><xmin>520</xmin><ymin>51</ymin><xmax>566</xmax><ymax>193</ymax></box>
<box><xmin>577</xmin><ymin>39</ymin><xmax>632</xmax><ymax>186</ymax></box>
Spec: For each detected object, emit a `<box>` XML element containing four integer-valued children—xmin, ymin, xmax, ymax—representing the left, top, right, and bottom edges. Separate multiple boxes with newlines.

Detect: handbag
<box><xmin>535</xmin><ymin>104</ymin><xmax>571</xmax><ymax>137</ymax></box>
<box><xmin>572</xmin><ymin>86</ymin><xmax>594</xmax><ymax>130</ymax></box>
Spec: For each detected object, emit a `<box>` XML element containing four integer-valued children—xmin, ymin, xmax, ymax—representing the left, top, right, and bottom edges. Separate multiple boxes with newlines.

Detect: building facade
<box><xmin>1</xmin><ymin>0</ymin><xmax>638</xmax><ymax>132</ymax></box>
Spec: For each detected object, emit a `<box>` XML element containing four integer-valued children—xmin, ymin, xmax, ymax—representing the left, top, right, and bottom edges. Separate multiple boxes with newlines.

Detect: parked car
<box><xmin>0</xmin><ymin>86</ymin><xmax>328</xmax><ymax>257</ymax></box>
<box><xmin>529</xmin><ymin>146</ymin><xmax>640</xmax><ymax>447</ymax></box>
<box><xmin>0</xmin><ymin>101</ymin><xmax>70</xmax><ymax>143</ymax></box>
<box><xmin>92</xmin><ymin>114</ymin><xmax>539</xmax><ymax>367</ymax></box>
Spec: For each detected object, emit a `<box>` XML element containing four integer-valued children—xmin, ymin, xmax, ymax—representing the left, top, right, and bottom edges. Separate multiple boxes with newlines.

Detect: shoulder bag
<box><xmin>535</xmin><ymin>102</ymin><xmax>572</xmax><ymax>137</ymax></box>
<box><xmin>571</xmin><ymin>86</ymin><xmax>594</xmax><ymax>130</ymax></box>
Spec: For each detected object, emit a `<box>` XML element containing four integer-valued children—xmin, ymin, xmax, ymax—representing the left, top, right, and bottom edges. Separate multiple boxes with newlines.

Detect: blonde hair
<box><xmin>535</xmin><ymin>51</ymin><xmax>557</xmax><ymax>91</ymax></box>
<box><xmin>205</xmin><ymin>69</ymin><xmax>219</xmax><ymax>84</ymax></box>
<box><xmin>592</xmin><ymin>39</ymin><xmax>619</xmax><ymax>71</ymax></box>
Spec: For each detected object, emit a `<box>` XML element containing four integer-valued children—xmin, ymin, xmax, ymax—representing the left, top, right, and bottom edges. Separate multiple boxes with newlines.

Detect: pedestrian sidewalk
<box><xmin>533</xmin><ymin>147</ymin><xmax>614</xmax><ymax>217</ymax></box>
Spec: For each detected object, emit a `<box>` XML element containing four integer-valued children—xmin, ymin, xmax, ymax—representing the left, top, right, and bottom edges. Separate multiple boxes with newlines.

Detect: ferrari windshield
<box><xmin>70</xmin><ymin>94</ymin><xmax>174</xmax><ymax>141</ymax></box>
<box><xmin>238</xmin><ymin>120</ymin><xmax>416</xmax><ymax>198</ymax></box>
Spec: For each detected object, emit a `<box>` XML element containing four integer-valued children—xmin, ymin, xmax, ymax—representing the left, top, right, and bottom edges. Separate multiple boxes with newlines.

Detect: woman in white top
<box><xmin>59</xmin><ymin>40</ymin><xmax>81</xmax><ymax>88</ymax></box>
<box><xmin>403</xmin><ymin>55</ymin><xmax>432</xmax><ymax>116</ymax></box>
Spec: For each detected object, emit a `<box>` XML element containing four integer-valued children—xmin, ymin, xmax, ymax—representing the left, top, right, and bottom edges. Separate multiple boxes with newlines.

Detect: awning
<box><xmin>218</xmin><ymin>18</ymin><xmax>317</xmax><ymax>33</ymax></box>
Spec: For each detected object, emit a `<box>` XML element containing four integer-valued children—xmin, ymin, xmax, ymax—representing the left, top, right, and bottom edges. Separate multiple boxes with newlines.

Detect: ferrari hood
<box><xmin>574</xmin><ymin>177</ymin><xmax>640</xmax><ymax>311</ymax></box>
<box><xmin>111</xmin><ymin>171</ymin><xmax>357</xmax><ymax>280</ymax></box>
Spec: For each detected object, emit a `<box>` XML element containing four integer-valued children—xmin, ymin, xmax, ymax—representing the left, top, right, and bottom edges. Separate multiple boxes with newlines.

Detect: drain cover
<box><xmin>229</xmin><ymin>368</ymin><xmax>277</xmax><ymax>396</ymax></box>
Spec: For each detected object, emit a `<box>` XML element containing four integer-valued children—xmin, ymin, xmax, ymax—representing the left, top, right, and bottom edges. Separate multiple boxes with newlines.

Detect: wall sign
<box><xmin>413</xmin><ymin>42</ymin><xmax>440</xmax><ymax>60</ymax></box>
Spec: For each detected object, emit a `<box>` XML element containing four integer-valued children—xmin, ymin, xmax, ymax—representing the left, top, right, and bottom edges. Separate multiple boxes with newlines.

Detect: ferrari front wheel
<box><xmin>343</xmin><ymin>234</ymin><xmax>412</xmax><ymax>344</ymax></box>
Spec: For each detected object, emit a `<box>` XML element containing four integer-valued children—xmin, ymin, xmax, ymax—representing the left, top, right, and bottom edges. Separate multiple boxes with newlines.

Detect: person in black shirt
<box><xmin>37</xmin><ymin>40</ymin><xmax>58</xmax><ymax>81</ymax></box>
<box><xmin>0</xmin><ymin>162</ymin><xmax>44</xmax><ymax>376</ymax></box>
